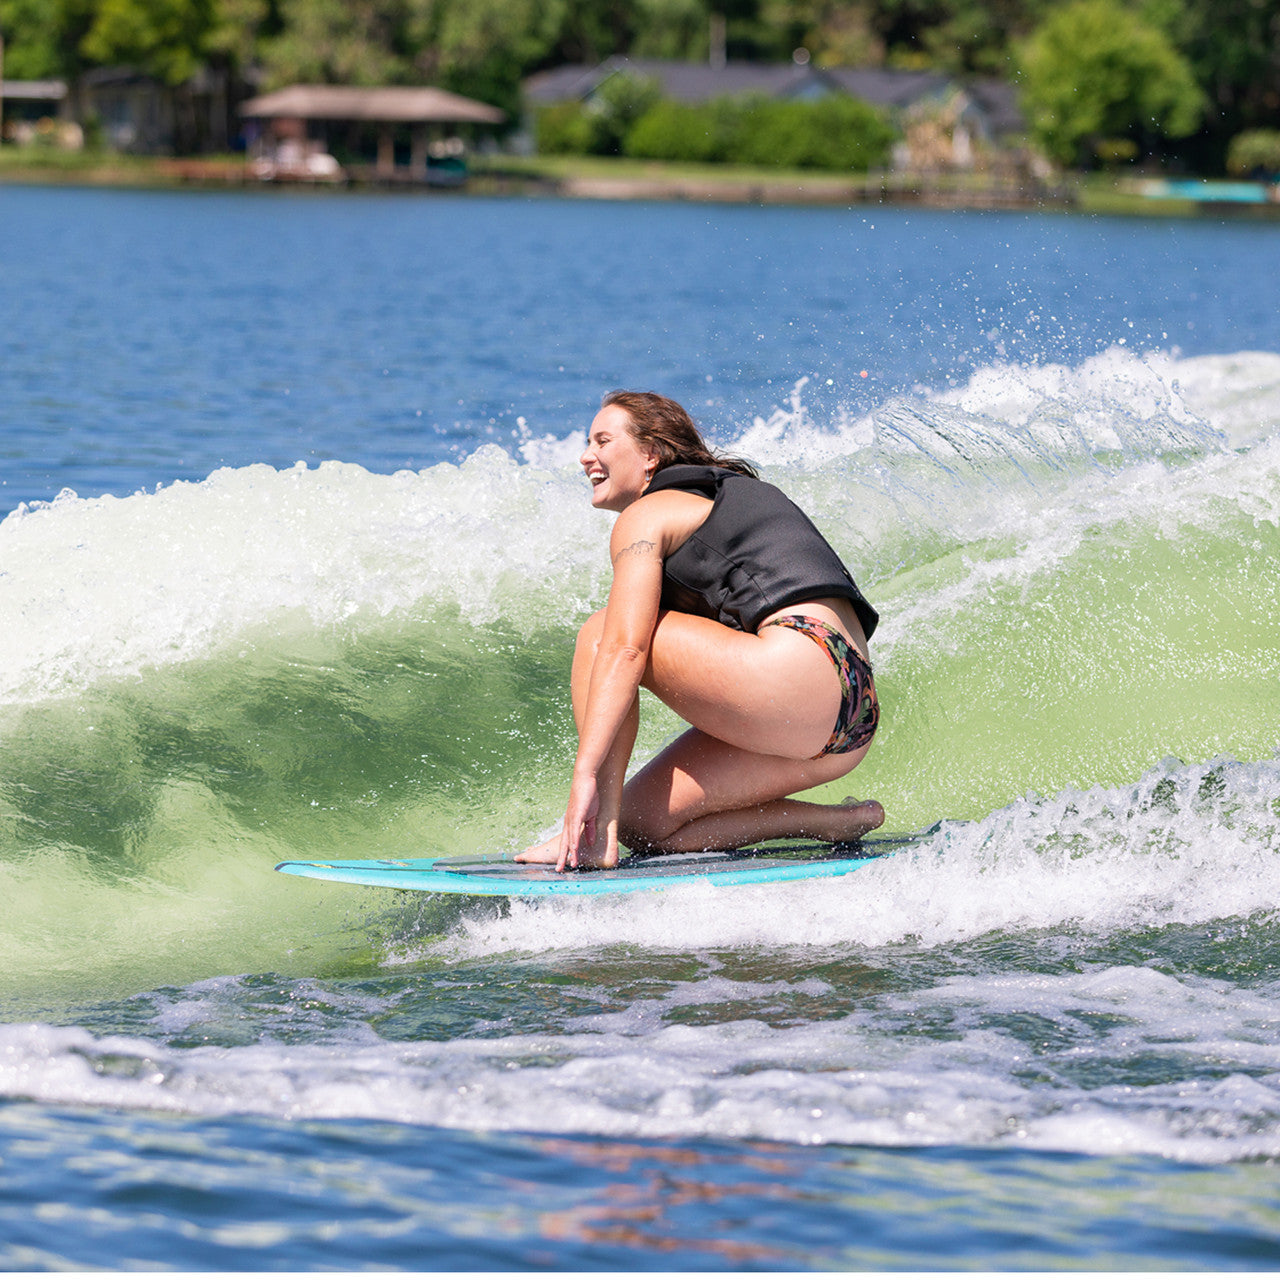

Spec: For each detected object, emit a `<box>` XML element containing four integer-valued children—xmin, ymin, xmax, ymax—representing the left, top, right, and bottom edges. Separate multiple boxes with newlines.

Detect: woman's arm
<box><xmin>557</xmin><ymin>496</ymin><xmax>677</xmax><ymax>867</ymax></box>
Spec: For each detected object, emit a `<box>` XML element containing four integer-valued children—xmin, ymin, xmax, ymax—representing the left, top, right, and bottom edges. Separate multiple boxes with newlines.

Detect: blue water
<box><xmin>6</xmin><ymin>186</ymin><xmax>1278</xmax><ymax>512</ymax></box>
<box><xmin>3</xmin><ymin>182</ymin><xmax>1280</xmax><ymax>1269</ymax></box>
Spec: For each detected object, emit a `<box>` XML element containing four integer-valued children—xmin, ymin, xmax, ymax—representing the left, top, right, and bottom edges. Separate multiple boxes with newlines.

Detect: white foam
<box><xmin>729</xmin><ymin>348</ymin><xmax>1253</xmax><ymax>474</ymax></box>
<box><xmin>3</xmin><ymin>349</ymin><xmax>1277</xmax><ymax>708</ymax></box>
<box><xmin>6</xmin><ymin>755</ymin><xmax>1280</xmax><ymax>1165</ymax></box>
<box><xmin>441</xmin><ymin>756</ymin><xmax>1280</xmax><ymax>956</ymax></box>
<box><xmin>3</xmin><ymin>957</ymin><xmax>1277</xmax><ymax>1162</ymax></box>
<box><xmin>0</xmin><ymin>453</ymin><xmax>609</xmax><ymax>704</ymax></box>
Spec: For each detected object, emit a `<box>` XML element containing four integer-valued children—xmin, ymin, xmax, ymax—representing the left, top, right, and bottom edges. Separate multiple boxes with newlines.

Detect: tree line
<box><xmin>2</xmin><ymin>0</ymin><xmax>1278</xmax><ymax>171</ymax></box>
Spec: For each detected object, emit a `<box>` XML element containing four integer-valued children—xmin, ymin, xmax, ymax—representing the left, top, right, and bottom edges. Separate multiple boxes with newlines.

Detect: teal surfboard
<box><xmin>275</xmin><ymin>834</ymin><xmax>922</xmax><ymax>897</ymax></box>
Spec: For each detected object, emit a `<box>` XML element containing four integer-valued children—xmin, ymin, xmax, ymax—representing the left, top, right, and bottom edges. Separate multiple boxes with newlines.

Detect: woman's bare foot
<box><xmin>514</xmin><ymin>831</ymin><xmax>562</xmax><ymax>864</ymax></box>
<box><xmin>515</xmin><ymin>830</ymin><xmax>621</xmax><ymax>870</ymax></box>
<box><xmin>820</xmin><ymin>798</ymin><xmax>885</xmax><ymax>844</ymax></box>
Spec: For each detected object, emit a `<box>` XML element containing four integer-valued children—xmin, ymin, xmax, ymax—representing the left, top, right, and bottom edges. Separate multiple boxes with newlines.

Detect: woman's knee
<box><xmin>618</xmin><ymin>810</ymin><xmax>675</xmax><ymax>852</ymax></box>
<box><xmin>575</xmin><ymin>608</ymin><xmax>607</xmax><ymax>656</ymax></box>
<box><xmin>617</xmin><ymin>766</ymin><xmax>681</xmax><ymax>850</ymax></box>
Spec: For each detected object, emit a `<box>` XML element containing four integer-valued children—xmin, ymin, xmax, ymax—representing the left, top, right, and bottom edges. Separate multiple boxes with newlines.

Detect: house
<box><xmin>1</xmin><ymin>79</ymin><xmax>74</xmax><ymax>145</ymax></box>
<box><xmin>523</xmin><ymin>57</ymin><xmax>1026</xmax><ymax>170</ymax></box>
<box><xmin>2</xmin><ymin>69</ymin><xmax>242</xmax><ymax>153</ymax></box>
<box><xmin>525</xmin><ymin>57</ymin><xmax>836</xmax><ymax>107</ymax></box>
<box><xmin>82</xmin><ymin>67</ymin><xmax>178</xmax><ymax>152</ymax></box>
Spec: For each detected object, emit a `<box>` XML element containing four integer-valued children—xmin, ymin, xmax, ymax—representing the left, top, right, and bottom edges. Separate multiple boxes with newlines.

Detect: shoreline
<box><xmin>2</xmin><ymin>152</ymin><xmax>1276</xmax><ymax>218</ymax></box>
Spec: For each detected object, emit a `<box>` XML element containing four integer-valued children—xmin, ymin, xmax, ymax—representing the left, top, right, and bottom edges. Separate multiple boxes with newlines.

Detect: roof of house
<box><xmin>963</xmin><ymin>77</ymin><xmax>1025</xmax><ymax>138</ymax></box>
<box><xmin>239</xmin><ymin>85</ymin><xmax>505</xmax><ymax>125</ymax></box>
<box><xmin>1</xmin><ymin>80</ymin><xmax>69</xmax><ymax>101</ymax></box>
<box><xmin>524</xmin><ymin>58</ymin><xmax>1025</xmax><ymax>134</ymax></box>
<box><xmin>524</xmin><ymin>58</ymin><xmax>826</xmax><ymax>105</ymax></box>
<box><xmin>820</xmin><ymin>67</ymin><xmax>952</xmax><ymax>109</ymax></box>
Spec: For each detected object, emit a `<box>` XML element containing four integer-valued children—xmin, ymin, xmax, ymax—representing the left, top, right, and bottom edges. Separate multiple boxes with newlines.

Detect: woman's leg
<box><xmin>523</xmin><ymin>608</ymin><xmax>883</xmax><ymax>862</ymax></box>
<box><xmin>630</xmin><ymin>609</ymin><xmax>882</xmax><ymax>851</ymax></box>
<box><xmin>620</xmin><ymin>727</ymin><xmax>882</xmax><ymax>853</ymax></box>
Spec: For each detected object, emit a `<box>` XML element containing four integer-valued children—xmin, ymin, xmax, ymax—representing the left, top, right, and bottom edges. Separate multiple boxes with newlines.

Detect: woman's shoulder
<box><xmin>615</xmin><ymin>486</ymin><xmax>714</xmax><ymax>558</ymax></box>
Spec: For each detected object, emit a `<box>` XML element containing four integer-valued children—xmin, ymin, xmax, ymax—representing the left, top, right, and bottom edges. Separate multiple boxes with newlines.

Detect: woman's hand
<box><xmin>558</xmin><ymin>767</ymin><xmax>601</xmax><ymax>871</ymax></box>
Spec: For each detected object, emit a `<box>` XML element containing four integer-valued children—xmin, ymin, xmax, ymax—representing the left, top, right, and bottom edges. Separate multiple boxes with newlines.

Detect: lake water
<box><xmin>2</xmin><ymin>182</ymin><xmax>1280</xmax><ymax>1270</ymax></box>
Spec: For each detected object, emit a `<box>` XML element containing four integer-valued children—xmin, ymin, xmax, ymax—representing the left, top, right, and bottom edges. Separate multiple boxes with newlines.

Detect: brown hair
<box><xmin>601</xmin><ymin>390</ymin><xmax>758</xmax><ymax>479</ymax></box>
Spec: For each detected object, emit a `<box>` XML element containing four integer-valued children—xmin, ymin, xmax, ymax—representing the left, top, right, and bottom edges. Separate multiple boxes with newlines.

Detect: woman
<box><xmin>518</xmin><ymin>390</ymin><xmax>884</xmax><ymax>872</ymax></box>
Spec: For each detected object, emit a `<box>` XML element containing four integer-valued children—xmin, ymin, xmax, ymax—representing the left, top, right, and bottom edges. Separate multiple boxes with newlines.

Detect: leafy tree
<box><xmin>624</xmin><ymin>97</ymin><xmax>726</xmax><ymax>160</ymax></box>
<box><xmin>205</xmin><ymin>0</ymin><xmax>274</xmax><ymax>72</ymax></box>
<box><xmin>1226</xmin><ymin>128</ymin><xmax>1280</xmax><ymax>177</ymax></box>
<box><xmin>630</xmin><ymin>0</ymin><xmax>710</xmax><ymax>60</ymax></box>
<box><xmin>1018</xmin><ymin>0</ymin><xmax>1204</xmax><ymax>166</ymax></box>
<box><xmin>624</xmin><ymin>91</ymin><xmax>896</xmax><ymax>168</ymax></box>
<box><xmin>81</xmin><ymin>0</ymin><xmax>216</xmax><ymax>84</ymax></box>
<box><xmin>0</xmin><ymin>0</ymin><xmax>261</xmax><ymax>109</ymax></box>
<box><xmin>535</xmin><ymin>100</ymin><xmax>603</xmax><ymax>154</ymax></box>
<box><xmin>534</xmin><ymin>72</ymin><xmax>662</xmax><ymax>155</ymax></box>
<box><xmin>916</xmin><ymin>0</ymin><xmax>1048</xmax><ymax>73</ymax></box>
<box><xmin>790</xmin><ymin>0</ymin><xmax>885</xmax><ymax>67</ymax></box>
<box><xmin>404</xmin><ymin>0</ymin><xmax>570</xmax><ymax>115</ymax></box>
<box><xmin>261</xmin><ymin>0</ymin><xmax>415</xmax><ymax>87</ymax></box>
<box><xmin>1171</xmin><ymin>0</ymin><xmax>1280</xmax><ymax>160</ymax></box>
<box><xmin>591</xmin><ymin>69</ymin><xmax>663</xmax><ymax>149</ymax></box>
<box><xmin>545</xmin><ymin>0</ymin><xmax>637</xmax><ymax>63</ymax></box>
<box><xmin>0</xmin><ymin>0</ymin><xmax>98</xmax><ymax>83</ymax></box>
<box><xmin>865</xmin><ymin>0</ymin><xmax>1046</xmax><ymax>71</ymax></box>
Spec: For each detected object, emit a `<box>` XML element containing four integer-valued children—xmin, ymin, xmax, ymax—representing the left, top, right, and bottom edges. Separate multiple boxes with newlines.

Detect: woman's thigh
<box><xmin>642</xmin><ymin>610</ymin><xmax>842</xmax><ymax>758</ymax></box>
<box><xmin>621</xmin><ymin>726</ymin><xmax>867</xmax><ymax>845</ymax></box>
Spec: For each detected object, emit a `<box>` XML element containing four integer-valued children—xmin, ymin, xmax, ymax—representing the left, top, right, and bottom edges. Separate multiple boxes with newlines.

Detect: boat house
<box><xmin>239</xmin><ymin>84</ymin><xmax>506</xmax><ymax>182</ymax></box>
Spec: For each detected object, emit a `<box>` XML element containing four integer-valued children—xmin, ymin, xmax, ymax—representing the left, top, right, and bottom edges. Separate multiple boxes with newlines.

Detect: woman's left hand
<box><xmin>558</xmin><ymin>769</ymin><xmax>600</xmax><ymax>871</ymax></box>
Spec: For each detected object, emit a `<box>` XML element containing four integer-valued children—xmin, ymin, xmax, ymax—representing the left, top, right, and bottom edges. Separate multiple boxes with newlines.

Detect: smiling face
<box><xmin>581</xmin><ymin>404</ymin><xmax>659</xmax><ymax>512</ymax></box>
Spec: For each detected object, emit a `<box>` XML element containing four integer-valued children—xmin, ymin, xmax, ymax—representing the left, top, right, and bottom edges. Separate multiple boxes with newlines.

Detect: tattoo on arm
<box><xmin>613</xmin><ymin>538</ymin><xmax>657</xmax><ymax>564</ymax></box>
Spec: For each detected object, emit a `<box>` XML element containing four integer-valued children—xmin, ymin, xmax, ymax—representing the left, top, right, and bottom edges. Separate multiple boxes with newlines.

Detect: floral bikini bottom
<box><xmin>761</xmin><ymin>614</ymin><xmax>880</xmax><ymax>758</ymax></box>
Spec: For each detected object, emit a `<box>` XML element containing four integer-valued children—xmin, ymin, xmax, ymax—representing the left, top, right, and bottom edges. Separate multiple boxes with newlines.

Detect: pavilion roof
<box><xmin>240</xmin><ymin>85</ymin><xmax>505</xmax><ymax>125</ymax></box>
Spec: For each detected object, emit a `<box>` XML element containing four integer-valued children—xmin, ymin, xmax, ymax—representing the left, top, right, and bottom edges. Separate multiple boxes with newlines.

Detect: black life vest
<box><xmin>645</xmin><ymin>464</ymin><xmax>878</xmax><ymax>639</ymax></box>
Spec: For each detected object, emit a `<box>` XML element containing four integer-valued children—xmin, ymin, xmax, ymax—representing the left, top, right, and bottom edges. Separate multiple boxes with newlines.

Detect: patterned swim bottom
<box><xmin>761</xmin><ymin>614</ymin><xmax>879</xmax><ymax>758</ymax></box>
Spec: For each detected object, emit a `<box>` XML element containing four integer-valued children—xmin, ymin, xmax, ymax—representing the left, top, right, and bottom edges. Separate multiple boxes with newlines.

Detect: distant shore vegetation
<box><xmin>0</xmin><ymin>0</ymin><xmax>1277</xmax><ymax>174</ymax></box>
<box><xmin>538</xmin><ymin>79</ymin><xmax>898</xmax><ymax>172</ymax></box>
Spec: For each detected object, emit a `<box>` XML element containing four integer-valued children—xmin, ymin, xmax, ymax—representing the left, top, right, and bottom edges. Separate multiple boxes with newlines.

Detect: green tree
<box><xmin>624</xmin><ymin>91</ymin><xmax>896</xmax><ymax>169</ymax></box>
<box><xmin>205</xmin><ymin>0</ymin><xmax>274</xmax><ymax>73</ymax></box>
<box><xmin>1226</xmin><ymin>128</ymin><xmax>1280</xmax><ymax>177</ymax></box>
<box><xmin>1018</xmin><ymin>0</ymin><xmax>1204</xmax><ymax>166</ymax></box>
<box><xmin>262</xmin><ymin>0</ymin><xmax>415</xmax><ymax>87</ymax></box>
<box><xmin>624</xmin><ymin>97</ymin><xmax>726</xmax><ymax>160</ymax></box>
<box><xmin>81</xmin><ymin>0</ymin><xmax>215</xmax><ymax>83</ymax></box>
<box><xmin>535</xmin><ymin>100</ymin><xmax>602</xmax><ymax>154</ymax></box>
<box><xmin>1170</xmin><ymin>0</ymin><xmax>1280</xmax><ymax>163</ymax></box>
<box><xmin>0</xmin><ymin>0</ymin><xmax>98</xmax><ymax>83</ymax></box>
<box><xmin>0</xmin><ymin>0</ymin><xmax>257</xmax><ymax>112</ymax></box>
<box><xmin>854</xmin><ymin>0</ymin><xmax>1047</xmax><ymax>71</ymax></box>
<box><xmin>631</xmin><ymin>0</ymin><xmax>709</xmax><ymax>60</ymax></box>
<box><xmin>405</xmin><ymin>0</ymin><xmax>569</xmax><ymax>115</ymax></box>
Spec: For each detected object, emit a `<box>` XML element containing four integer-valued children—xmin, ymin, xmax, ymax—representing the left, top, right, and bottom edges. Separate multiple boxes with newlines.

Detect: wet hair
<box><xmin>601</xmin><ymin>390</ymin><xmax>758</xmax><ymax>479</ymax></box>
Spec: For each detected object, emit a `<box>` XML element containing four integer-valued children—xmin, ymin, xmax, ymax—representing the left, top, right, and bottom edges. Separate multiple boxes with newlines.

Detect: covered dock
<box><xmin>239</xmin><ymin>85</ymin><xmax>506</xmax><ymax>182</ymax></box>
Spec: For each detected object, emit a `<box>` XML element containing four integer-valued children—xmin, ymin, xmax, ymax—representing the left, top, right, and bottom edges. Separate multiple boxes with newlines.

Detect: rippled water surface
<box><xmin>2</xmin><ymin>183</ymin><xmax>1280</xmax><ymax>1269</ymax></box>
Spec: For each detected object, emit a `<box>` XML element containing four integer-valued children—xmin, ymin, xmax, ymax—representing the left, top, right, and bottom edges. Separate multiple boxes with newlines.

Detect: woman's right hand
<box><xmin>557</xmin><ymin>768</ymin><xmax>600</xmax><ymax>871</ymax></box>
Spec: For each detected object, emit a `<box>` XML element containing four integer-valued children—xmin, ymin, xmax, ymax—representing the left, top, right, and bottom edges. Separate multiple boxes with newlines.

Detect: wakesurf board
<box><xmin>275</xmin><ymin>833</ymin><xmax>925</xmax><ymax>897</ymax></box>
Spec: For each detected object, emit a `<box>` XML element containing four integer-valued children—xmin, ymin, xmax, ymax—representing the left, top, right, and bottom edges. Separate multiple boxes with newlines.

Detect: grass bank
<box><xmin>0</xmin><ymin>147</ymin><xmax>247</xmax><ymax>188</ymax></box>
<box><xmin>3</xmin><ymin>146</ymin><xmax>1266</xmax><ymax>218</ymax></box>
<box><xmin>473</xmin><ymin>153</ymin><xmax>1078</xmax><ymax>210</ymax></box>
